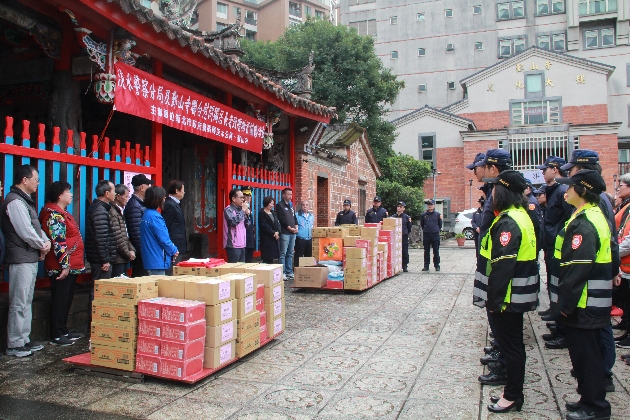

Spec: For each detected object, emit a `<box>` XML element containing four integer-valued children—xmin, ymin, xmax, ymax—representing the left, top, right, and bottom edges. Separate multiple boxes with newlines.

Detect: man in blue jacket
<box><xmin>420</xmin><ymin>199</ymin><xmax>442</xmax><ymax>272</ymax></box>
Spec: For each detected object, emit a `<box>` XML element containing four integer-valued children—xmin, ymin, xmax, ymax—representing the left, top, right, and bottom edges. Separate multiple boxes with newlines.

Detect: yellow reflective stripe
<box><xmin>577</xmin><ymin>284</ymin><xmax>588</xmax><ymax>308</ymax></box>
<box><xmin>490</xmin><ymin>254</ymin><xmax>517</xmax><ymax>264</ymax></box>
<box><xmin>559</xmin><ymin>260</ymin><xmax>593</xmax><ymax>267</ymax></box>
<box><xmin>504</xmin><ymin>280</ymin><xmax>512</xmax><ymax>304</ymax></box>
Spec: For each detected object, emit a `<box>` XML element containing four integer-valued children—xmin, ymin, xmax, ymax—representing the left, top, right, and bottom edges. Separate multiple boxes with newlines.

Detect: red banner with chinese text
<box><xmin>114</xmin><ymin>62</ymin><xmax>265</xmax><ymax>153</ymax></box>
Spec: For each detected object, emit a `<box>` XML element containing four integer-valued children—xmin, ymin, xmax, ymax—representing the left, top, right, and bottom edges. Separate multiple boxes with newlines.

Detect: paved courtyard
<box><xmin>1</xmin><ymin>245</ymin><xmax>629</xmax><ymax>419</ymax></box>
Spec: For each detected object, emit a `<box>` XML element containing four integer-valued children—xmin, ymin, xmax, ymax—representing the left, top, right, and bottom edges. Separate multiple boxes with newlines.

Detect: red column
<box><xmin>151</xmin><ymin>60</ymin><xmax>163</xmax><ymax>186</ymax></box>
<box><xmin>289</xmin><ymin>117</ymin><xmax>295</xmax><ymax>189</ymax></box>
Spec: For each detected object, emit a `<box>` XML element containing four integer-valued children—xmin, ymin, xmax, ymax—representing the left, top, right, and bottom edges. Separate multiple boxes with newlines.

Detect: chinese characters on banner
<box><xmin>113</xmin><ymin>62</ymin><xmax>265</xmax><ymax>153</ymax></box>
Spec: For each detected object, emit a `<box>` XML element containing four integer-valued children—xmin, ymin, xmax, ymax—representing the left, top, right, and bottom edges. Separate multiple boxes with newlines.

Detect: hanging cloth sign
<box><xmin>114</xmin><ymin>62</ymin><xmax>265</xmax><ymax>153</ymax></box>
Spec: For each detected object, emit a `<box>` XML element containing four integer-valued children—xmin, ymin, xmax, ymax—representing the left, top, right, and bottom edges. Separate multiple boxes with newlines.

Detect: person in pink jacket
<box><xmin>223</xmin><ymin>188</ymin><xmax>249</xmax><ymax>262</ymax></box>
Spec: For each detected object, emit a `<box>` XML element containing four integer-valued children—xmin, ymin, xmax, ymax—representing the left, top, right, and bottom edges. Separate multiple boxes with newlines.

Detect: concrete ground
<box><xmin>1</xmin><ymin>244</ymin><xmax>629</xmax><ymax>419</ymax></box>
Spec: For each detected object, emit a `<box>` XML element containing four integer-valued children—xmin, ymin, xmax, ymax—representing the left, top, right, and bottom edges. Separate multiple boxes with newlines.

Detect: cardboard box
<box><xmin>344</xmin><ymin>279</ymin><xmax>368</xmax><ymax>290</ymax></box>
<box><xmin>299</xmin><ymin>257</ymin><xmax>317</xmax><ymax>267</ymax></box>
<box><xmin>173</xmin><ymin>266</ymin><xmax>201</xmax><ymax>276</ymax></box>
<box><xmin>205</xmin><ymin>319</ymin><xmax>237</xmax><ymax>348</ymax></box>
<box><xmin>205</xmin><ymin>300</ymin><xmax>236</xmax><ymax>326</ymax></box>
<box><xmin>260</xmin><ymin>327</ymin><xmax>268</xmax><ymax>343</ymax></box>
<box><xmin>135</xmin><ymin>353</ymin><xmax>160</xmax><ymax>374</ymax></box>
<box><xmin>343</xmin><ymin>236</ymin><xmax>361</xmax><ymax>247</ymax></box>
<box><xmin>344</xmin><ymin>247</ymin><xmax>367</xmax><ymax>259</ymax></box>
<box><xmin>344</xmin><ymin>268</ymin><xmax>367</xmax><ymax>280</ymax></box>
<box><xmin>264</xmin><ymin>299</ymin><xmax>285</xmax><ymax>319</ymax></box>
<box><xmin>237</xmin><ymin>310</ymin><xmax>260</xmax><ymax>337</ymax></box>
<box><xmin>138</xmin><ymin>297</ymin><xmax>165</xmax><ymax>320</ymax></box>
<box><xmin>185</xmin><ymin>278</ymin><xmax>234</xmax><ymax>305</ymax></box>
<box><xmin>160</xmin><ymin>337</ymin><xmax>205</xmax><ymax>361</ymax></box>
<box><xmin>327</xmin><ymin>280</ymin><xmax>344</xmax><ymax>289</ymax></box>
<box><xmin>267</xmin><ymin>314</ymin><xmax>286</xmax><ymax>337</ymax></box>
<box><xmin>93</xmin><ymin>278</ymin><xmax>158</xmax><ymax>304</ymax></box>
<box><xmin>361</xmin><ymin>227</ymin><xmax>380</xmax><ymax>238</ymax></box>
<box><xmin>138</xmin><ymin>319</ymin><xmax>162</xmax><ymax>338</ymax></box>
<box><xmin>221</xmin><ymin>274</ymin><xmax>256</xmax><ymax>298</ymax></box>
<box><xmin>197</xmin><ymin>266</ymin><xmax>222</xmax><ymax>277</ymax></box>
<box><xmin>382</xmin><ymin>218</ymin><xmax>400</xmax><ymax>227</ymax></box>
<box><xmin>159</xmin><ymin>354</ymin><xmax>203</xmax><ymax>379</ymax></box>
<box><xmin>245</xmin><ymin>265</ymin><xmax>283</xmax><ymax>288</ymax></box>
<box><xmin>161</xmin><ymin>299</ymin><xmax>205</xmax><ymax>324</ymax></box>
<box><xmin>293</xmin><ymin>265</ymin><xmax>328</xmax><ymax>288</ymax></box>
<box><xmin>136</xmin><ymin>336</ymin><xmax>161</xmax><ymax>356</ymax></box>
<box><xmin>344</xmin><ymin>258</ymin><xmax>368</xmax><ymax>270</ymax></box>
<box><xmin>203</xmin><ymin>341</ymin><xmax>236</xmax><ymax>369</ymax></box>
<box><xmin>90</xmin><ymin>322</ymin><xmax>137</xmax><ymax>349</ymax></box>
<box><xmin>235</xmin><ymin>331</ymin><xmax>260</xmax><ymax>357</ymax></box>
<box><xmin>161</xmin><ymin>319</ymin><xmax>206</xmax><ymax>342</ymax></box>
<box><xmin>217</xmin><ymin>263</ymin><xmax>245</xmax><ymax>275</ymax></box>
<box><xmin>92</xmin><ymin>302</ymin><xmax>137</xmax><ymax>326</ymax></box>
<box><xmin>235</xmin><ymin>294</ymin><xmax>256</xmax><ymax>319</ymax></box>
<box><xmin>264</xmin><ymin>283</ymin><xmax>284</xmax><ymax>303</ymax></box>
<box><xmin>260</xmin><ymin>310</ymin><xmax>267</xmax><ymax>333</ymax></box>
<box><xmin>327</xmin><ymin>227</ymin><xmax>349</xmax><ymax>238</ymax></box>
<box><xmin>91</xmin><ymin>344</ymin><xmax>135</xmax><ymax>371</ymax></box>
<box><xmin>312</xmin><ymin>227</ymin><xmax>328</xmax><ymax>238</ymax></box>
<box><xmin>158</xmin><ymin>276</ymin><xmax>196</xmax><ymax>298</ymax></box>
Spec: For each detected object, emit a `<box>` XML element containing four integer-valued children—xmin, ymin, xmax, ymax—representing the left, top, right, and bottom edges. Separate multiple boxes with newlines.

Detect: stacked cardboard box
<box><xmin>343</xmin><ymin>246</ymin><xmax>368</xmax><ymax>290</ymax></box>
<box><xmin>360</xmin><ymin>226</ymin><xmax>381</xmax><ymax>284</ymax></box>
<box><xmin>135</xmin><ymin>297</ymin><xmax>206</xmax><ymax>380</ymax></box>
<box><xmin>218</xmin><ymin>272</ymin><xmax>260</xmax><ymax>358</ymax></box>
<box><xmin>261</xmin><ymin>269</ymin><xmax>285</xmax><ymax>339</ymax></box>
<box><xmin>381</xmin><ymin>218</ymin><xmax>403</xmax><ymax>275</ymax></box>
<box><xmin>245</xmin><ymin>264</ymin><xmax>283</xmax><ymax>342</ymax></box>
<box><xmin>91</xmin><ymin>277</ymin><xmax>159</xmax><ymax>371</ymax></box>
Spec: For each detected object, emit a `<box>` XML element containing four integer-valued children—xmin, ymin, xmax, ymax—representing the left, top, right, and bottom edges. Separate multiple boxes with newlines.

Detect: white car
<box><xmin>453</xmin><ymin>208</ymin><xmax>478</xmax><ymax>240</ymax></box>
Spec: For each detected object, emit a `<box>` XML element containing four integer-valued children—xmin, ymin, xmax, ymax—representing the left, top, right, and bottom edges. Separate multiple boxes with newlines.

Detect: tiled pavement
<box><xmin>1</xmin><ymin>245</ymin><xmax>630</xmax><ymax>419</ymax></box>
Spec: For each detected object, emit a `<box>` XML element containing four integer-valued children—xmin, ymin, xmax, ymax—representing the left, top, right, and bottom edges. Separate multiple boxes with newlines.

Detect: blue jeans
<box><xmin>147</xmin><ymin>269</ymin><xmax>166</xmax><ymax>276</ymax></box>
<box><xmin>279</xmin><ymin>234</ymin><xmax>296</xmax><ymax>275</ymax></box>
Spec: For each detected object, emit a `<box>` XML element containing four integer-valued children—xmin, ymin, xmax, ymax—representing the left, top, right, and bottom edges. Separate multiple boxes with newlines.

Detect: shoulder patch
<box><xmin>572</xmin><ymin>235</ymin><xmax>582</xmax><ymax>250</ymax></box>
<box><xmin>499</xmin><ymin>231</ymin><xmax>511</xmax><ymax>246</ymax></box>
<box><xmin>529</xmin><ymin>203</ymin><xmax>536</xmax><ymax>211</ymax></box>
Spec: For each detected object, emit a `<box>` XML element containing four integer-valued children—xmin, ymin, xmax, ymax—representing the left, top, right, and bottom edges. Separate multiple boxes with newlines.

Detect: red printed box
<box><xmin>327</xmin><ymin>280</ymin><xmax>344</xmax><ymax>289</ymax></box>
<box><xmin>256</xmin><ymin>284</ymin><xmax>264</xmax><ymax>300</ymax></box>
<box><xmin>135</xmin><ymin>353</ymin><xmax>160</xmax><ymax>375</ymax></box>
<box><xmin>138</xmin><ymin>319</ymin><xmax>162</xmax><ymax>338</ymax></box>
<box><xmin>256</xmin><ymin>297</ymin><xmax>264</xmax><ymax>312</ymax></box>
<box><xmin>137</xmin><ymin>336</ymin><xmax>161</xmax><ymax>356</ymax></box>
<box><xmin>160</xmin><ymin>337</ymin><xmax>205</xmax><ymax>360</ymax></box>
<box><xmin>138</xmin><ymin>298</ymin><xmax>165</xmax><ymax>320</ymax></box>
<box><xmin>260</xmin><ymin>310</ymin><xmax>267</xmax><ymax>332</ymax></box>
<box><xmin>161</xmin><ymin>300</ymin><xmax>205</xmax><ymax>325</ymax></box>
<box><xmin>159</xmin><ymin>354</ymin><xmax>203</xmax><ymax>379</ymax></box>
<box><xmin>161</xmin><ymin>319</ymin><xmax>206</xmax><ymax>343</ymax></box>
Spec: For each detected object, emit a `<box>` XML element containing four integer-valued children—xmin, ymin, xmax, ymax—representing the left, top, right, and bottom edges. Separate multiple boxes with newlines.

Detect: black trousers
<box><xmin>166</xmin><ymin>253</ymin><xmax>184</xmax><ymax>276</ymax></box>
<box><xmin>49</xmin><ymin>273</ymin><xmax>78</xmax><ymax>339</ymax></box>
<box><xmin>619</xmin><ymin>277</ymin><xmax>630</xmax><ymax>329</ymax></box>
<box><xmin>245</xmin><ymin>248</ymin><xmax>255</xmax><ymax>263</ymax></box>
<box><xmin>131</xmin><ymin>256</ymin><xmax>148</xmax><ymax>278</ymax></box>
<box><xmin>473</xmin><ymin>232</ymin><xmax>479</xmax><ymax>258</ymax></box>
<box><xmin>402</xmin><ymin>234</ymin><xmax>409</xmax><ymax>269</ymax></box>
<box><xmin>423</xmin><ymin>233</ymin><xmax>440</xmax><ymax>267</ymax></box>
<box><xmin>565</xmin><ymin>326</ymin><xmax>611</xmax><ymax>417</ymax></box>
<box><xmin>294</xmin><ymin>238</ymin><xmax>312</xmax><ymax>266</ymax></box>
<box><xmin>112</xmin><ymin>263</ymin><xmax>128</xmax><ymax>278</ymax></box>
<box><xmin>490</xmin><ymin>311</ymin><xmax>525</xmax><ymax>402</ymax></box>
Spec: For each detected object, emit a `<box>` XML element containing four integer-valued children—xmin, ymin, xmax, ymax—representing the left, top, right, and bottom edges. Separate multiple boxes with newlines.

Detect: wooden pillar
<box><xmin>151</xmin><ymin>60</ymin><xmax>163</xmax><ymax>186</ymax></box>
<box><xmin>289</xmin><ymin>116</ymin><xmax>295</xmax><ymax>189</ymax></box>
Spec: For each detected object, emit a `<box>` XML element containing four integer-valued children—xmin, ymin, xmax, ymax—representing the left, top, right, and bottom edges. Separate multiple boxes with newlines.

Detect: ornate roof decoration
<box><xmin>159</xmin><ymin>0</ymin><xmax>198</xmax><ymax>28</ymax></box>
<box><xmin>108</xmin><ymin>0</ymin><xmax>336</xmax><ymax>118</ymax></box>
<box><xmin>252</xmin><ymin>52</ymin><xmax>315</xmax><ymax>99</ymax></box>
<box><xmin>0</xmin><ymin>3</ymin><xmax>62</xmax><ymax>59</ymax></box>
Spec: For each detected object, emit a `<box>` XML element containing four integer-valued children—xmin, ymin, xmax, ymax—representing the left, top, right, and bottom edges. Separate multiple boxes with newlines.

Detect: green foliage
<box><xmin>454</xmin><ymin>233</ymin><xmax>466</xmax><ymax>239</ymax></box>
<box><xmin>380</xmin><ymin>153</ymin><xmax>433</xmax><ymax>189</ymax></box>
<box><xmin>376</xmin><ymin>179</ymin><xmax>424</xmax><ymax>219</ymax></box>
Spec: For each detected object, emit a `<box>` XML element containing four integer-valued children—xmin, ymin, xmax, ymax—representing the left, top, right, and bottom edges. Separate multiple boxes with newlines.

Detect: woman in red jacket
<box><xmin>39</xmin><ymin>181</ymin><xmax>85</xmax><ymax>346</ymax></box>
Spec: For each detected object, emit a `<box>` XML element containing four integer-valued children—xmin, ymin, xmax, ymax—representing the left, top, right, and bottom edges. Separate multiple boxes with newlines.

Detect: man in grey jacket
<box><xmin>1</xmin><ymin>165</ymin><xmax>51</xmax><ymax>357</ymax></box>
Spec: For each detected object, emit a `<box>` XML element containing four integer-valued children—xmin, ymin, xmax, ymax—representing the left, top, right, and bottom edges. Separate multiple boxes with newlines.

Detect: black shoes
<box><xmin>487</xmin><ymin>399</ymin><xmax>523</xmax><ymax>413</ymax></box>
<box><xmin>614</xmin><ymin>332</ymin><xmax>628</xmax><ymax>342</ymax></box>
<box><xmin>605</xmin><ymin>376</ymin><xmax>615</xmax><ymax>393</ymax></box>
<box><xmin>546</xmin><ymin>321</ymin><xmax>556</xmax><ymax>329</ymax></box>
<box><xmin>489</xmin><ymin>331</ymin><xmax>494</xmax><ymax>339</ymax></box>
<box><xmin>565</xmin><ymin>409</ymin><xmax>610</xmax><ymax>420</ymax></box>
<box><xmin>541</xmin><ymin>314</ymin><xmax>555</xmax><ymax>321</ymax></box>
<box><xmin>616</xmin><ymin>336</ymin><xmax>630</xmax><ymax>348</ymax></box>
<box><xmin>480</xmin><ymin>350</ymin><xmax>500</xmax><ymax>365</ymax></box>
<box><xmin>421</xmin><ymin>266</ymin><xmax>429</xmax><ymax>272</ymax></box>
<box><xmin>566</xmin><ymin>401</ymin><xmax>581</xmax><ymax>412</ymax></box>
<box><xmin>435</xmin><ymin>266</ymin><xmax>440</xmax><ymax>271</ymax></box>
<box><xmin>538</xmin><ymin>308</ymin><xmax>550</xmax><ymax>316</ymax></box>
<box><xmin>403</xmin><ymin>267</ymin><xmax>408</xmax><ymax>272</ymax></box>
<box><xmin>484</xmin><ymin>343</ymin><xmax>497</xmax><ymax>354</ymax></box>
<box><xmin>542</xmin><ymin>332</ymin><xmax>557</xmax><ymax>341</ymax></box>
<box><xmin>478</xmin><ymin>367</ymin><xmax>507</xmax><ymax>385</ymax></box>
<box><xmin>545</xmin><ymin>336</ymin><xmax>568</xmax><ymax>349</ymax></box>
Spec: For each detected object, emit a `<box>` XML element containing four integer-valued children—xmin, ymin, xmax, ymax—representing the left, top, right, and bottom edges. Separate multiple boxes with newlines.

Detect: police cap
<box><xmin>466</xmin><ymin>153</ymin><xmax>487</xmax><ymax>170</ymax></box>
<box><xmin>483</xmin><ymin>149</ymin><xmax>512</xmax><ymax>167</ymax></box>
<box><xmin>560</xmin><ymin>149</ymin><xmax>599</xmax><ymax>171</ymax></box>
<box><xmin>483</xmin><ymin>170</ymin><xmax>528</xmax><ymax>193</ymax></box>
<box><xmin>536</xmin><ymin>156</ymin><xmax>566</xmax><ymax>170</ymax></box>
<box><xmin>556</xmin><ymin>169</ymin><xmax>606</xmax><ymax>195</ymax></box>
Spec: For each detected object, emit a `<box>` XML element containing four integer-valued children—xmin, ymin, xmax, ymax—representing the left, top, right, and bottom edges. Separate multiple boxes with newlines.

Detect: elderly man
<box><xmin>295</xmin><ymin>200</ymin><xmax>314</xmax><ymax>264</ymax></box>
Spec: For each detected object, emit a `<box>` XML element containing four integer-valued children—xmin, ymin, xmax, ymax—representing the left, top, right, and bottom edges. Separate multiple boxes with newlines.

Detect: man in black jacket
<box><xmin>276</xmin><ymin>188</ymin><xmax>298</xmax><ymax>279</ymax></box>
<box><xmin>125</xmin><ymin>174</ymin><xmax>153</xmax><ymax>277</ymax></box>
<box><xmin>86</xmin><ymin>181</ymin><xmax>117</xmax><ymax>281</ymax></box>
<box><xmin>393</xmin><ymin>201</ymin><xmax>413</xmax><ymax>272</ymax></box>
<box><xmin>335</xmin><ymin>200</ymin><xmax>358</xmax><ymax>225</ymax></box>
<box><xmin>241</xmin><ymin>186</ymin><xmax>256</xmax><ymax>263</ymax></box>
<box><xmin>163</xmin><ymin>180</ymin><xmax>187</xmax><ymax>274</ymax></box>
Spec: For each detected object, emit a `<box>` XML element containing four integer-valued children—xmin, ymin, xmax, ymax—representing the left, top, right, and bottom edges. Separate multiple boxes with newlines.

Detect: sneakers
<box><xmin>615</xmin><ymin>336</ymin><xmax>630</xmax><ymax>349</ymax></box>
<box><xmin>611</xmin><ymin>306</ymin><xmax>623</xmax><ymax>317</ymax></box>
<box><xmin>24</xmin><ymin>341</ymin><xmax>45</xmax><ymax>352</ymax></box>
<box><xmin>50</xmin><ymin>336</ymin><xmax>75</xmax><ymax>346</ymax></box>
<box><xmin>65</xmin><ymin>333</ymin><xmax>82</xmax><ymax>341</ymax></box>
<box><xmin>6</xmin><ymin>346</ymin><xmax>32</xmax><ymax>357</ymax></box>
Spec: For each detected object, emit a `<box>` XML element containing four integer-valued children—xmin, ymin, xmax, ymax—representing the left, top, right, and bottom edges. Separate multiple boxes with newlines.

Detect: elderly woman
<box><xmin>140</xmin><ymin>186</ymin><xmax>178</xmax><ymax>275</ymax></box>
<box><xmin>110</xmin><ymin>184</ymin><xmax>135</xmax><ymax>277</ymax></box>
<box><xmin>39</xmin><ymin>181</ymin><xmax>85</xmax><ymax>346</ymax></box>
<box><xmin>258</xmin><ymin>196</ymin><xmax>281</xmax><ymax>264</ymax></box>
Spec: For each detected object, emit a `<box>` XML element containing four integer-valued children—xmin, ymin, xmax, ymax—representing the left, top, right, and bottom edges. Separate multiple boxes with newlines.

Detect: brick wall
<box><xmin>579</xmin><ymin>134</ymin><xmax>618</xmax><ymax>194</ymax></box>
<box><xmin>458</xmin><ymin>111</ymin><xmax>510</xmax><ymax>130</ymax></box>
<box><xmin>423</xmin><ymin>147</ymin><xmax>466</xmax><ymax>213</ymax></box>
<box><xmin>463</xmin><ymin>139</ymin><xmax>500</xmax><ymax>210</ymax></box>
<box><xmin>562</xmin><ymin>104</ymin><xmax>608</xmax><ymax>125</ymax></box>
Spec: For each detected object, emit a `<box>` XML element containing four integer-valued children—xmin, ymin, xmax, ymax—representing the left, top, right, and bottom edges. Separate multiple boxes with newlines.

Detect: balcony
<box><xmin>245</xmin><ymin>16</ymin><xmax>257</xmax><ymax>25</ymax></box>
<box><xmin>289</xmin><ymin>3</ymin><xmax>302</xmax><ymax>18</ymax></box>
<box><xmin>579</xmin><ymin>0</ymin><xmax>617</xmax><ymax>16</ymax></box>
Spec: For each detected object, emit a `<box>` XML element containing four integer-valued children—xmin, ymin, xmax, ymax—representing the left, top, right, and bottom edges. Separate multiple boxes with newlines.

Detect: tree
<box><xmin>377</xmin><ymin>154</ymin><xmax>432</xmax><ymax>218</ymax></box>
<box><xmin>376</xmin><ymin>180</ymin><xmax>424</xmax><ymax>219</ymax></box>
<box><xmin>241</xmin><ymin>19</ymin><xmax>403</xmax><ymax>161</ymax></box>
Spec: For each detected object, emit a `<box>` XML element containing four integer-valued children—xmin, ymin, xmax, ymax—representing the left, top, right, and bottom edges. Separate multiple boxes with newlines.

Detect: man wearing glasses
<box><xmin>223</xmin><ymin>188</ymin><xmax>249</xmax><ymax>263</ymax></box>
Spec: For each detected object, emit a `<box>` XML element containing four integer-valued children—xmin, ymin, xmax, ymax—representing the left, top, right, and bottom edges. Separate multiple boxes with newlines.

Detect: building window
<box><xmin>525</xmin><ymin>72</ymin><xmax>544</xmax><ymax>98</ymax></box>
<box><xmin>473</xmin><ymin>5</ymin><xmax>482</xmax><ymax>14</ymax></box>
<box><xmin>584</xmin><ymin>27</ymin><xmax>615</xmax><ymax>49</ymax></box>
<box><xmin>538</xmin><ymin>33</ymin><xmax>566</xmax><ymax>51</ymax></box>
<box><xmin>245</xmin><ymin>29</ymin><xmax>256</xmax><ymax>41</ymax></box>
<box><xmin>358</xmin><ymin>186</ymin><xmax>367</xmax><ymax>217</ymax></box>
<box><xmin>316</xmin><ymin>10</ymin><xmax>325</xmax><ymax>19</ymax></box>
<box><xmin>418</xmin><ymin>48</ymin><xmax>426</xmax><ymax>56</ymax></box>
<box><xmin>475</xmin><ymin>42</ymin><xmax>484</xmax><ymax>50</ymax></box>
<box><xmin>578</xmin><ymin>0</ymin><xmax>617</xmax><ymax>15</ymax></box>
<box><xmin>304</xmin><ymin>6</ymin><xmax>312</xmax><ymax>16</ymax></box>
<box><xmin>245</xmin><ymin>10</ymin><xmax>257</xmax><ymax>25</ymax></box>
<box><xmin>447</xmin><ymin>82</ymin><xmax>456</xmax><ymax>90</ymax></box>
<box><xmin>289</xmin><ymin>2</ymin><xmax>301</xmax><ymax>17</ymax></box>
<box><xmin>233</xmin><ymin>6</ymin><xmax>241</xmax><ymax>16</ymax></box>
<box><xmin>536</xmin><ymin>0</ymin><xmax>565</xmax><ymax>15</ymax></box>
<box><xmin>390</xmin><ymin>16</ymin><xmax>398</xmax><ymax>24</ymax></box>
<box><xmin>418</xmin><ymin>84</ymin><xmax>427</xmax><ymax>93</ymax></box>
<box><xmin>502</xmin><ymin>131</ymin><xmax>570</xmax><ymax>170</ymax></box>
<box><xmin>627</xmin><ymin>63</ymin><xmax>630</xmax><ymax>86</ymax></box>
<box><xmin>391</xmin><ymin>51</ymin><xmax>398</xmax><ymax>59</ymax></box>
<box><xmin>510</xmin><ymin>98</ymin><xmax>562</xmax><ymax>125</ymax></box>
<box><xmin>217</xmin><ymin>2</ymin><xmax>228</xmax><ymax>19</ymax></box>
<box><xmin>497</xmin><ymin>1</ymin><xmax>525</xmax><ymax>20</ymax></box>
<box><xmin>419</xmin><ymin>134</ymin><xmax>435</xmax><ymax>162</ymax></box>
<box><xmin>445</xmin><ymin>9</ymin><xmax>453</xmax><ymax>18</ymax></box>
<box><xmin>499</xmin><ymin>37</ymin><xmax>526</xmax><ymax>57</ymax></box>
<box><xmin>417</xmin><ymin>13</ymin><xmax>425</xmax><ymax>21</ymax></box>
<box><xmin>350</xmin><ymin>19</ymin><xmax>377</xmax><ymax>36</ymax></box>
<box><xmin>446</xmin><ymin>43</ymin><xmax>455</xmax><ymax>51</ymax></box>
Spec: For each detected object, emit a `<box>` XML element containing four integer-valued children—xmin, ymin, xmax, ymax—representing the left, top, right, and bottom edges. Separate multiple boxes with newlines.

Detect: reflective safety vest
<box><xmin>551</xmin><ymin>203</ymin><xmax>612</xmax><ymax>317</ymax></box>
<box><xmin>473</xmin><ymin>207</ymin><xmax>539</xmax><ymax>312</ymax></box>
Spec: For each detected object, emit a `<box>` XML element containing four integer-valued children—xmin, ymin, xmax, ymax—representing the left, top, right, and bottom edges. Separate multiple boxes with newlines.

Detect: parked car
<box><xmin>453</xmin><ymin>208</ymin><xmax>477</xmax><ymax>240</ymax></box>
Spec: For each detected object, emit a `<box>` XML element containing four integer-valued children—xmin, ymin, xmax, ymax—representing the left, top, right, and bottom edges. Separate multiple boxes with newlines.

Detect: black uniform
<box><xmin>471</xmin><ymin>207</ymin><xmax>483</xmax><ymax>256</ymax></box>
<box><xmin>526</xmin><ymin>192</ymin><xmax>542</xmax><ymax>252</ymax></box>
<box><xmin>335</xmin><ymin>209</ymin><xmax>358</xmax><ymax>226</ymax></box>
<box><xmin>365</xmin><ymin>206</ymin><xmax>388</xmax><ymax>223</ymax></box>
<box><xmin>244</xmin><ymin>210</ymin><xmax>255</xmax><ymax>263</ymax></box>
<box><xmin>393</xmin><ymin>212</ymin><xmax>413</xmax><ymax>270</ymax></box>
<box><xmin>420</xmin><ymin>210</ymin><xmax>442</xmax><ymax>269</ymax></box>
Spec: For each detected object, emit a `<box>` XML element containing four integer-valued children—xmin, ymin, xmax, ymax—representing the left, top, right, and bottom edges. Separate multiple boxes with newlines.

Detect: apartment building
<box><xmin>198</xmin><ymin>0</ymin><xmax>331</xmax><ymax>42</ymax></box>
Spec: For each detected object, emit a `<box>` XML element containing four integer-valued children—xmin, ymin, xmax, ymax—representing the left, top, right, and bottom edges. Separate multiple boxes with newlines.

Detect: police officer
<box><xmin>393</xmin><ymin>201</ymin><xmax>412</xmax><ymax>272</ymax></box>
<box><xmin>524</xmin><ymin>179</ymin><xmax>542</xmax><ymax>252</ymax></box>
<box><xmin>335</xmin><ymin>199</ymin><xmax>358</xmax><ymax>225</ymax></box>
<box><xmin>554</xmin><ymin>170</ymin><xmax>611</xmax><ymax>420</ymax></box>
<box><xmin>471</xmin><ymin>197</ymin><xmax>484</xmax><ymax>256</ymax></box>
<box><xmin>365</xmin><ymin>196</ymin><xmax>388</xmax><ymax>223</ymax></box>
<box><xmin>475</xmin><ymin>170</ymin><xmax>539</xmax><ymax>413</ymax></box>
<box><xmin>420</xmin><ymin>199</ymin><xmax>442</xmax><ymax>272</ymax></box>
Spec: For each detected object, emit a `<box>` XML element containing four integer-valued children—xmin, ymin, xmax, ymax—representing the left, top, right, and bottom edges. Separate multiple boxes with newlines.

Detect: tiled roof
<box><xmin>391</xmin><ymin>105</ymin><xmax>475</xmax><ymax>129</ymax></box>
<box><xmin>110</xmin><ymin>0</ymin><xmax>337</xmax><ymax>119</ymax></box>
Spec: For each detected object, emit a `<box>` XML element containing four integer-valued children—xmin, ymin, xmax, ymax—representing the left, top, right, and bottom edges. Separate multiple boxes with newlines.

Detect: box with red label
<box><xmin>135</xmin><ymin>353</ymin><xmax>160</xmax><ymax>374</ymax></box>
<box><xmin>159</xmin><ymin>354</ymin><xmax>203</xmax><ymax>379</ymax></box>
<box><xmin>205</xmin><ymin>319</ymin><xmax>237</xmax><ymax>348</ymax></box>
<box><xmin>378</xmin><ymin>230</ymin><xmax>394</xmax><ymax>240</ymax></box>
<box><xmin>267</xmin><ymin>314</ymin><xmax>285</xmax><ymax>337</ymax></box>
<box><xmin>264</xmin><ymin>283</ymin><xmax>284</xmax><ymax>304</ymax></box>
<box><xmin>161</xmin><ymin>299</ymin><xmax>205</xmax><ymax>325</ymax></box>
<box><xmin>161</xmin><ymin>319</ymin><xmax>206</xmax><ymax>342</ymax></box>
<box><xmin>260</xmin><ymin>310</ymin><xmax>268</xmax><ymax>342</ymax></box>
<box><xmin>205</xmin><ymin>299</ymin><xmax>236</xmax><ymax>326</ymax></box>
<box><xmin>264</xmin><ymin>299</ymin><xmax>284</xmax><ymax>319</ymax></box>
<box><xmin>256</xmin><ymin>283</ymin><xmax>265</xmax><ymax>311</ymax></box>
<box><xmin>204</xmin><ymin>341</ymin><xmax>236</xmax><ymax>369</ymax></box>
<box><xmin>138</xmin><ymin>319</ymin><xmax>162</xmax><ymax>338</ymax></box>
<box><xmin>160</xmin><ymin>337</ymin><xmax>205</xmax><ymax>360</ymax></box>
<box><xmin>184</xmin><ymin>278</ymin><xmax>234</xmax><ymax>305</ymax></box>
<box><xmin>363</xmin><ymin>223</ymin><xmax>381</xmax><ymax>229</ymax></box>
<box><xmin>327</xmin><ymin>280</ymin><xmax>344</xmax><ymax>289</ymax></box>
<box><xmin>235</xmin><ymin>294</ymin><xmax>256</xmax><ymax>319</ymax></box>
<box><xmin>137</xmin><ymin>297</ymin><xmax>166</xmax><ymax>320</ymax></box>
<box><xmin>343</xmin><ymin>236</ymin><xmax>361</xmax><ymax>247</ymax></box>
<box><xmin>137</xmin><ymin>336</ymin><xmax>161</xmax><ymax>356</ymax></box>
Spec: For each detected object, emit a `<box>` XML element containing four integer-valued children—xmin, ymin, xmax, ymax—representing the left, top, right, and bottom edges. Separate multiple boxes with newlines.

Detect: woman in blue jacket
<box><xmin>140</xmin><ymin>186</ymin><xmax>179</xmax><ymax>275</ymax></box>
